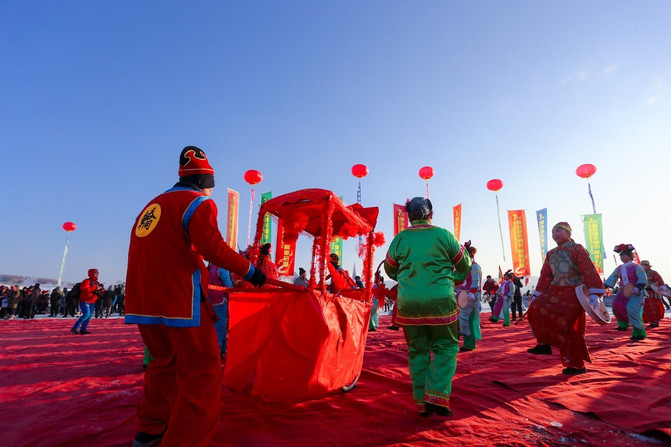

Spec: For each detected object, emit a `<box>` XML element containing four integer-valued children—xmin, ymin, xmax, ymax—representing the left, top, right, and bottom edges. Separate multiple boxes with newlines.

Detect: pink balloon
<box><xmin>351</xmin><ymin>164</ymin><xmax>369</xmax><ymax>179</ymax></box>
<box><xmin>243</xmin><ymin>170</ymin><xmax>263</xmax><ymax>185</ymax></box>
<box><xmin>418</xmin><ymin>166</ymin><xmax>434</xmax><ymax>180</ymax></box>
<box><xmin>576</xmin><ymin>163</ymin><xmax>597</xmax><ymax>179</ymax></box>
<box><xmin>486</xmin><ymin>179</ymin><xmax>503</xmax><ymax>191</ymax></box>
<box><xmin>62</xmin><ymin>222</ymin><xmax>77</xmax><ymax>232</ymax></box>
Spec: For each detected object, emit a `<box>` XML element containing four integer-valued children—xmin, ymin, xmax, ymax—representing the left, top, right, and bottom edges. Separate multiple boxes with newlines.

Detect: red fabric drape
<box><xmin>1</xmin><ymin>314</ymin><xmax>670</xmax><ymax>446</ymax></box>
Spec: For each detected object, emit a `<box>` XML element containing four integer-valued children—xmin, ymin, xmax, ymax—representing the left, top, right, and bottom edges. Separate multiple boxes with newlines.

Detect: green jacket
<box><xmin>384</xmin><ymin>220</ymin><xmax>471</xmax><ymax>325</ymax></box>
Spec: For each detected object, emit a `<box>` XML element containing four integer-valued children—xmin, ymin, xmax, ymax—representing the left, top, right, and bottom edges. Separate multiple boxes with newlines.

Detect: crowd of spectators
<box><xmin>0</xmin><ymin>283</ymin><xmax>126</xmax><ymax>320</ymax></box>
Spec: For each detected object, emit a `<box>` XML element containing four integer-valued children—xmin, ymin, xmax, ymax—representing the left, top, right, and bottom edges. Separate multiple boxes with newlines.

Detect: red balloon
<box><xmin>486</xmin><ymin>179</ymin><xmax>503</xmax><ymax>191</ymax></box>
<box><xmin>418</xmin><ymin>166</ymin><xmax>434</xmax><ymax>180</ymax></box>
<box><xmin>243</xmin><ymin>169</ymin><xmax>263</xmax><ymax>185</ymax></box>
<box><xmin>62</xmin><ymin>222</ymin><xmax>77</xmax><ymax>232</ymax></box>
<box><xmin>351</xmin><ymin>164</ymin><xmax>369</xmax><ymax>179</ymax></box>
<box><xmin>576</xmin><ymin>163</ymin><xmax>597</xmax><ymax>179</ymax></box>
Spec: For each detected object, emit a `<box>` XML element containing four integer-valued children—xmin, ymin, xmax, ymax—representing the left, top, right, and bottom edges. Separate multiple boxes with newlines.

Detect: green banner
<box><xmin>329</xmin><ymin>195</ymin><xmax>344</xmax><ymax>264</ymax></box>
<box><xmin>582</xmin><ymin>213</ymin><xmax>604</xmax><ymax>273</ymax></box>
<box><xmin>260</xmin><ymin>191</ymin><xmax>272</xmax><ymax>245</ymax></box>
<box><xmin>330</xmin><ymin>237</ymin><xmax>343</xmax><ymax>264</ymax></box>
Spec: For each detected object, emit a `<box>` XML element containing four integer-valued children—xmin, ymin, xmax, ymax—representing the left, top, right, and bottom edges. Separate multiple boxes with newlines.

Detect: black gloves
<box><xmin>249</xmin><ymin>268</ymin><xmax>266</xmax><ymax>287</ymax></box>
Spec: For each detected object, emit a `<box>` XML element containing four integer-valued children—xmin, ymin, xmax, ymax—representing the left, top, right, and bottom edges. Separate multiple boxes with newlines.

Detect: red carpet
<box><xmin>1</xmin><ymin>314</ymin><xmax>670</xmax><ymax>446</ymax></box>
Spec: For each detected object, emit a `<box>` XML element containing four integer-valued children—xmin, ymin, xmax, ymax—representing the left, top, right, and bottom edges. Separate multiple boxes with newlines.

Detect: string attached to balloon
<box><xmin>351</xmin><ymin>164</ymin><xmax>369</xmax><ymax>258</ymax></box>
<box><xmin>486</xmin><ymin>179</ymin><xmax>506</xmax><ymax>262</ymax></box>
<box><xmin>58</xmin><ymin>222</ymin><xmax>77</xmax><ymax>287</ymax></box>
<box><xmin>243</xmin><ymin>170</ymin><xmax>263</xmax><ymax>248</ymax></box>
<box><xmin>418</xmin><ymin>166</ymin><xmax>434</xmax><ymax>199</ymax></box>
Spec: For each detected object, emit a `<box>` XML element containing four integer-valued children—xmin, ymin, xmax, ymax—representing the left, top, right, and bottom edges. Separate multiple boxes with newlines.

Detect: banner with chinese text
<box><xmin>393</xmin><ymin>204</ymin><xmax>409</xmax><ymax>236</ymax></box>
<box><xmin>507</xmin><ymin>210</ymin><xmax>531</xmax><ymax>276</ymax></box>
<box><xmin>536</xmin><ymin>208</ymin><xmax>548</xmax><ymax>262</ymax></box>
<box><xmin>260</xmin><ymin>191</ymin><xmax>272</xmax><ymax>244</ymax></box>
<box><xmin>582</xmin><ymin>213</ymin><xmax>604</xmax><ymax>273</ymax></box>
<box><xmin>330</xmin><ymin>236</ymin><xmax>343</xmax><ymax>264</ymax></box>
<box><xmin>226</xmin><ymin>188</ymin><xmax>239</xmax><ymax>250</ymax></box>
<box><xmin>453</xmin><ymin>204</ymin><xmax>462</xmax><ymax>241</ymax></box>
<box><xmin>274</xmin><ymin>219</ymin><xmax>296</xmax><ymax>276</ymax></box>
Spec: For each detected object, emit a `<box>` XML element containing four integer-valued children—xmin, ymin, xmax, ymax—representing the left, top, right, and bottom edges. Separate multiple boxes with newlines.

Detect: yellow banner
<box><xmin>453</xmin><ymin>204</ymin><xmax>462</xmax><ymax>241</ymax></box>
<box><xmin>226</xmin><ymin>188</ymin><xmax>239</xmax><ymax>250</ymax></box>
<box><xmin>508</xmin><ymin>210</ymin><xmax>530</xmax><ymax>276</ymax></box>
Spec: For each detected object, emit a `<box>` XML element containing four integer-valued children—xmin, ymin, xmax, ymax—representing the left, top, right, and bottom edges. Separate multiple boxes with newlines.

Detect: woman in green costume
<box><xmin>384</xmin><ymin>197</ymin><xmax>471</xmax><ymax>417</ymax></box>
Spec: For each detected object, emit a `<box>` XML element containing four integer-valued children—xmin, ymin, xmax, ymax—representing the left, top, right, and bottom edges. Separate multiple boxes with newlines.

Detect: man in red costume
<box><xmin>526</xmin><ymin>222</ymin><xmax>604</xmax><ymax>375</ymax></box>
<box><xmin>125</xmin><ymin>146</ymin><xmax>266</xmax><ymax>447</ymax></box>
<box><xmin>70</xmin><ymin>269</ymin><xmax>104</xmax><ymax>334</ymax></box>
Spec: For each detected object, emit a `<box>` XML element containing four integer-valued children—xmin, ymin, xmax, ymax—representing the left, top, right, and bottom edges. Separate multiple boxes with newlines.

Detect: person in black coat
<box><xmin>508</xmin><ymin>271</ymin><xmax>524</xmax><ymax>321</ymax></box>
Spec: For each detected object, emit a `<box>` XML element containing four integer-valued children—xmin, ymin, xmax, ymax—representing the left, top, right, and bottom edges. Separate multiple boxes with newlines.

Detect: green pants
<box><xmin>402</xmin><ymin>323</ymin><xmax>458</xmax><ymax>408</ymax></box>
<box><xmin>369</xmin><ymin>298</ymin><xmax>379</xmax><ymax>331</ymax></box>
<box><xmin>462</xmin><ymin>310</ymin><xmax>481</xmax><ymax>349</ymax></box>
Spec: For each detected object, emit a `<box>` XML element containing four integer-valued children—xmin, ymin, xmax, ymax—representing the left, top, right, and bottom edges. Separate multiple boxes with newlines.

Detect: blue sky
<box><xmin>2</xmin><ymin>1</ymin><xmax>670</xmax><ymax>287</ymax></box>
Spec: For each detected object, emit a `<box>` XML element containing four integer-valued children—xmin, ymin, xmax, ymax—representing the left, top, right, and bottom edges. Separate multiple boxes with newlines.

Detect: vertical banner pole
<box><xmin>247</xmin><ymin>187</ymin><xmax>255</xmax><ymax>248</ymax></box>
<box><xmin>357</xmin><ymin>181</ymin><xmax>363</xmax><ymax>255</ymax></box>
<box><xmin>588</xmin><ymin>181</ymin><xmax>597</xmax><ymax>214</ymax></box>
<box><xmin>57</xmin><ymin>236</ymin><xmax>69</xmax><ymax>288</ymax></box>
<box><xmin>496</xmin><ymin>194</ymin><xmax>506</xmax><ymax>261</ymax></box>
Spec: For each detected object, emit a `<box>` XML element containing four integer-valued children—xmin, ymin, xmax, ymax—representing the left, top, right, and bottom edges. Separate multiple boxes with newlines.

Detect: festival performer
<box><xmin>490</xmin><ymin>272</ymin><xmax>514</xmax><ymax>326</ymax></box>
<box><xmin>526</xmin><ymin>222</ymin><xmax>605</xmax><ymax>375</ymax></box>
<box><xmin>326</xmin><ymin>253</ymin><xmax>356</xmax><ymax>293</ymax></box>
<box><xmin>482</xmin><ymin>275</ymin><xmax>498</xmax><ymax>314</ymax></box>
<box><xmin>640</xmin><ymin>260</ymin><xmax>666</xmax><ymax>328</ymax></box>
<box><xmin>386</xmin><ymin>284</ymin><xmax>400</xmax><ymax>330</ymax></box>
<box><xmin>604</xmin><ymin>244</ymin><xmax>647</xmax><ymax>341</ymax></box>
<box><xmin>384</xmin><ymin>197</ymin><xmax>471</xmax><ymax>417</ymax></box>
<box><xmin>70</xmin><ymin>269</ymin><xmax>104</xmax><ymax>335</ymax></box>
<box><xmin>369</xmin><ymin>274</ymin><xmax>386</xmax><ymax>331</ymax></box>
<box><xmin>257</xmin><ymin>242</ymin><xmax>279</xmax><ymax>282</ymax></box>
<box><xmin>458</xmin><ymin>243</ymin><xmax>482</xmax><ymax>352</ymax></box>
<box><xmin>510</xmin><ymin>272</ymin><xmax>524</xmax><ymax>321</ymax></box>
<box><xmin>125</xmin><ymin>146</ymin><xmax>266</xmax><ymax>447</ymax></box>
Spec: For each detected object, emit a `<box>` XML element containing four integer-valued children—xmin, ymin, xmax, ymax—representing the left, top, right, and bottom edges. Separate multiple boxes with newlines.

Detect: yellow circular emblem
<box><xmin>135</xmin><ymin>203</ymin><xmax>162</xmax><ymax>238</ymax></box>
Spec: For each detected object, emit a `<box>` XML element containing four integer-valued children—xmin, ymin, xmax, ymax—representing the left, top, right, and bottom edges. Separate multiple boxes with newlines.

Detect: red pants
<box><xmin>528</xmin><ymin>286</ymin><xmax>590</xmax><ymax>369</ymax></box>
<box><xmin>137</xmin><ymin>303</ymin><xmax>222</xmax><ymax>447</ymax></box>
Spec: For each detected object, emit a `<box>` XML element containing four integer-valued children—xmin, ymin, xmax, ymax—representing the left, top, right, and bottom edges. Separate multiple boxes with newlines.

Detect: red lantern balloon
<box><xmin>486</xmin><ymin>179</ymin><xmax>503</xmax><ymax>191</ymax></box>
<box><xmin>576</xmin><ymin>163</ymin><xmax>597</xmax><ymax>179</ymax></box>
<box><xmin>62</xmin><ymin>222</ymin><xmax>77</xmax><ymax>232</ymax></box>
<box><xmin>418</xmin><ymin>166</ymin><xmax>434</xmax><ymax>180</ymax></box>
<box><xmin>351</xmin><ymin>164</ymin><xmax>369</xmax><ymax>179</ymax></box>
<box><xmin>243</xmin><ymin>169</ymin><xmax>263</xmax><ymax>185</ymax></box>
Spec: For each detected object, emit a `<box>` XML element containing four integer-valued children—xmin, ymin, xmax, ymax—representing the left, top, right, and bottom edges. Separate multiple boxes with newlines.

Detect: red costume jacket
<box><xmin>79</xmin><ymin>279</ymin><xmax>101</xmax><ymax>304</ymax></box>
<box><xmin>125</xmin><ymin>186</ymin><xmax>255</xmax><ymax>327</ymax></box>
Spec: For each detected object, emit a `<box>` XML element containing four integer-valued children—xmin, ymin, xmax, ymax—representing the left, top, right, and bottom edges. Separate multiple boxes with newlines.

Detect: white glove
<box><xmin>589</xmin><ymin>294</ymin><xmax>600</xmax><ymax>308</ymax></box>
<box><xmin>467</xmin><ymin>292</ymin><xmax>475</xmax><ymax>302</ymax></box>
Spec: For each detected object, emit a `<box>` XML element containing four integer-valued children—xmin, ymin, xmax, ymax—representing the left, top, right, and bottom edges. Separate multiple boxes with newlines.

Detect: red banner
<box><xmin>453</xmin><ymin>204</ymin><xmax>462</xmax><ymax>241</ymax></box>
<box><xmin>393</xmin><ymin>204</ymin><xmax>409</xmax><ymax>236</ymax></box>
<box><xmin>275</xmin><ymin>219</ymin><xmax>296</xmax><ymax>277</ymax></box>
<box><xmin>226</xmin><ymin>188</ymin><xmax>239</xmax><ymax>250</ymax></box>
<box><xmin>507</xmin><ymin>210</ymin><xmax>531</xmax><ymax>276</ymax></box>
